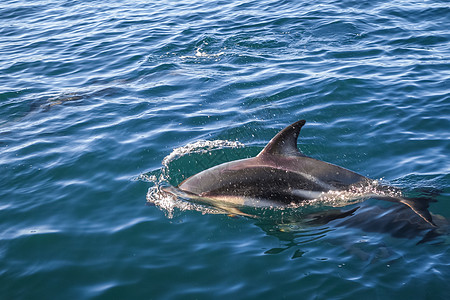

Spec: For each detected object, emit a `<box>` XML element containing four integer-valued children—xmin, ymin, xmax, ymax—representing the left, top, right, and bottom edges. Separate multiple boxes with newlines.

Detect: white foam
<box><xmin>180</xmin><ymin>47</ymin><xmax>225</xmax><ymax>60</ymax></box>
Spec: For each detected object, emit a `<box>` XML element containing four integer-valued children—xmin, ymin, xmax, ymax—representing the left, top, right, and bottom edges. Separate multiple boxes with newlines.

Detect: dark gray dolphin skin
<box><xmin>176</xmin><ymin>120</ymin><xmax>435</xmax><ymax>226</ymax></box>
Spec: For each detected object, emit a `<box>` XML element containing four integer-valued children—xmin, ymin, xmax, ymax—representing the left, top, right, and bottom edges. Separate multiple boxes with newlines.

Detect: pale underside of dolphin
<box><xmin>171</xmin><ymin>120</ymin><xmax>435</xmax><ymax>226</ymax></box>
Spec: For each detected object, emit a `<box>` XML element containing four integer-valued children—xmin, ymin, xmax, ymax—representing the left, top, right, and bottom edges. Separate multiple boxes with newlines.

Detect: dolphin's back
<box><xmin>176</xmin><ymin>120</ymin><xmax>436</xmax><ymax>226</ymax></box>
<box><xmin>178</xmin><ymin>155</ymin><xmax>367</xmax><ymax>203</ymax></box>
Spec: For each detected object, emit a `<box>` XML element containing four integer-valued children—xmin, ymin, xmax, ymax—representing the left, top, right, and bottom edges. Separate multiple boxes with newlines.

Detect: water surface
<box><xmin>1</xmin><ymin>0</ymin><xmax>449</xmax><ymax>299</ymax></box>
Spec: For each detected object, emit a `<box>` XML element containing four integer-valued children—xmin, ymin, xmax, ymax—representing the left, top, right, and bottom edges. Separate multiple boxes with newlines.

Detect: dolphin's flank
<box><xmin>175</xmin><ymin>120</ymin><xmax>435</xmax><ymax>226</ymax></box>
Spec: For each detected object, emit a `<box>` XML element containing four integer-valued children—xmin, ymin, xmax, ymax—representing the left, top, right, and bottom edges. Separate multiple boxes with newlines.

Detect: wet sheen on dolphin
<box><xmin>174</xmin><ymin>120</ymin><xmax>435</xmax><ymax>226</ymax></box>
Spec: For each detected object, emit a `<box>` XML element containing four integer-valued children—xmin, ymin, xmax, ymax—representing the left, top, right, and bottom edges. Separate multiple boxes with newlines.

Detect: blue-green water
<box><xmin>1</xmin><ymin>0</ymin><xmax>450</xmax><ymax>299</ymax></box>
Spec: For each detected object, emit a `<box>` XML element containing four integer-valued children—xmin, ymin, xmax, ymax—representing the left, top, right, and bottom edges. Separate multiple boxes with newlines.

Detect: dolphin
<box><xmin>169</xmin><ymin>120</ymin><xmax>435</xmax><ymax>226</ymax></box>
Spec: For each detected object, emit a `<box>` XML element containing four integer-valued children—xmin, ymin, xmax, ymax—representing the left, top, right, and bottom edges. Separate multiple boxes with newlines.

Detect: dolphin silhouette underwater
<box><xmin>164</xmin><ymin>120</ymin><xmax>436</xmax><ymax>227</ymax></box>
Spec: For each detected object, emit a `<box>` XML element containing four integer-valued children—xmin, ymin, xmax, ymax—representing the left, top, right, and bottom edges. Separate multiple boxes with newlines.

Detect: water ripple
<box><xmin>1</xmin><ymin>0</ymin><xmax>449</xmax><ymax>299</ymax></box>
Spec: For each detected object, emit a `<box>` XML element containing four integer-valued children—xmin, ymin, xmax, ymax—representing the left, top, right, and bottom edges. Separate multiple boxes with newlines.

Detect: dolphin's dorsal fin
<box><xmin>258</xmin><ymin>120</ymin><xmax>306</xmax><ymax>157</ymax></box>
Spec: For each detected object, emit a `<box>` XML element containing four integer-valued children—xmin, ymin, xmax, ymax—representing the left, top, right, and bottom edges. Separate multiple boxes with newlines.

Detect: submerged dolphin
<box><xmin>171</xmin><ymin>120</ymin><xmax>435</xmax><ymax>226</ymax></box>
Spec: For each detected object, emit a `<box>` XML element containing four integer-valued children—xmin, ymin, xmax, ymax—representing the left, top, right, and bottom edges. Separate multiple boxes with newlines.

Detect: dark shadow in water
<box><xmin>28</xmin><ymin>87</ymin><xmax>129</xmax><ymax>113</ymax></box>
<box><xmin>29</xmin><ymin>93</ymin><xmax>85</xmax><ymax>112</ymax></box>
<box><xmin>253</xmin><ymin>191</ymin><xmax>448</xmax><ymax>260</ymax></box>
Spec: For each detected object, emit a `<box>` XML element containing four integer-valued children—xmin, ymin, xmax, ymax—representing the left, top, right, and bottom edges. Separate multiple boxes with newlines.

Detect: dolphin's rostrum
<box><xmin>174</xmin><ymin>120</ymin><xmax>435</xmax><ymax>226</ymax></box>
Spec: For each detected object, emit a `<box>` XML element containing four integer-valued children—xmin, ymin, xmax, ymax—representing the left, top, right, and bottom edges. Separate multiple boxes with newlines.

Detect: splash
<box><xmin>286</xmin><ymin>180</ymin><xmax>403</xmax><ymax>209</ymax></box>
<box><xmin>180</xmin><ymin>46</ymin><xmax>225</xmax><ymax>60</ymax></box>
<box><xmin>145</xmin><ymin>139</ymin><xmax>244</xmax><ymax>218</ymax></box>
<box><xmin>146</xmin><ymin>184</ymin><xmax>222</xmax><ymax>219</ymax></box>
<box><xmin>161</xmin><ymin>139</ymin><xmax>244</xmax><ymax>168</ymax></box>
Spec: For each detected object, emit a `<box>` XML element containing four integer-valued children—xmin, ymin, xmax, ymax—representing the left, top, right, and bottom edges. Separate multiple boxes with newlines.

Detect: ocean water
<box><xmin>1</xmin><ymin>0</ymin><xmax>450</xmax><ymax>299</ymax></box>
